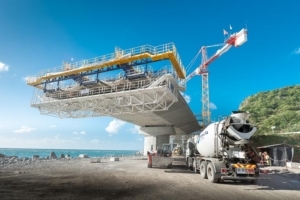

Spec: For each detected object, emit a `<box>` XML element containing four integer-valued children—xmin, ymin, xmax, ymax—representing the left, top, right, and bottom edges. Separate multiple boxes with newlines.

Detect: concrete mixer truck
<box><xmin>186</xmin><ymin>111</ymin><xmax>263</xmax><ymax>183</ymax></box>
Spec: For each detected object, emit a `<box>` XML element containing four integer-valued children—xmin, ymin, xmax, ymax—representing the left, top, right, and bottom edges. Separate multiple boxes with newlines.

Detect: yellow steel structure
<box><xmin>26</xmin><ymin>43</ymin><xmax>186</xmax><ymax>87</ymax></box>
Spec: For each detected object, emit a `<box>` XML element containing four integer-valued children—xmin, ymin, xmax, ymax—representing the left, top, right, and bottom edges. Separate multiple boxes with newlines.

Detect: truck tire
<box><xmin>200</xmin><ymin>161</ymin><xmax>207</xmax><ymax>179</ymax></box>
<box><xmin>207</xmin><ymin>162</ymin><xmax>219</xmax><ymax>183</ymax></box>
<box><xmin>251</xmin><ymin>171</ymin><xmax>259</xmax><ymax>184</ymax></box>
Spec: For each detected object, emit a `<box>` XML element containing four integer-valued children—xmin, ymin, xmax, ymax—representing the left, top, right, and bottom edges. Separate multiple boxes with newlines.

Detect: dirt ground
<box><xmin>0</xmin><ymin>156</ymin><xmax>299</xmax><ymax>200</ymax></box>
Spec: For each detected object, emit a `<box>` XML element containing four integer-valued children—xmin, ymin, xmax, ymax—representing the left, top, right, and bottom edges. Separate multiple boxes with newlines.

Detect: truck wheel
<box><xmin>207</xmin><ymin>162</ymin><xmax>219</xmax><ymax>183</ymax></box>
<box><xmin>200</xmin><ymin>161</ymin><xmax>207</xmax><ymax>179</ymax></box>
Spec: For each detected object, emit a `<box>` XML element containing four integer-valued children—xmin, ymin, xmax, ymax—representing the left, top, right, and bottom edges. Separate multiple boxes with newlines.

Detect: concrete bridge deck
<box><xmin>30</xmin><ymin>68</ymin><xmax>200</xmax><ymax>136</ymax></box>
<box><xmin>26</xmin><ymin>43</ymin><xmax>201</xmax><ymax>150</ymax></box>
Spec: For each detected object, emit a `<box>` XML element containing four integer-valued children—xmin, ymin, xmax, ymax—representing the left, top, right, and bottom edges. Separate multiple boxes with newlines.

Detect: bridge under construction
<box><xmin>26</xmin><ymin>43</ymin><xmax>201</xmax><ymax>153</ymax></box>
<box><xmin>26</xmin><ymin>29</ymin><xmax>247</xmax><ymax>154</ymax></box>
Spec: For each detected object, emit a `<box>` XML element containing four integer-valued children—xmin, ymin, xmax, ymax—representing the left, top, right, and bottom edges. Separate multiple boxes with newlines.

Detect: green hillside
<box><xmin>239</xmin><ymin>85</ymin><xmax>300</xmax><ymax>162</ymax></box>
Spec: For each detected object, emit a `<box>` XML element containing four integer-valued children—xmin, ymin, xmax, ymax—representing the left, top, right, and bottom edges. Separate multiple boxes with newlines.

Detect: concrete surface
<box><xmin>1</xmin><ymin>156</ymin><xmax>299</xmax><ymax>199</ymax></box>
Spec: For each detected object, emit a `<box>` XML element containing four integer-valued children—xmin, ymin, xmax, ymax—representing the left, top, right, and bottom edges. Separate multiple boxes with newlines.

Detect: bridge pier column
<box><xmin>140</xmin><ymin>126</ymin><xmax>175</xmax><ymax>156</ymax></box>
<box><xmin>143</xmin><ymin>135</ymin><xmax>171</xmax><ymax>156</ymax></box>
<box><xmin>143</xmin><ymin>135</ymin><xmax>156</xmax><ymax>155</ymax></box>
<box><xmin>156</xmin><ymin>135</ymin><xmax>170</xmax><ymax>150</ymax></box>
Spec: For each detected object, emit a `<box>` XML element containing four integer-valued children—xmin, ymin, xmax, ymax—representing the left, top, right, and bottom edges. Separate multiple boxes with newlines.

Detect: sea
<box><xmin>0</xmin><ymin>148</ymin><xmax>140</xmax><ymax>158</ymax></box>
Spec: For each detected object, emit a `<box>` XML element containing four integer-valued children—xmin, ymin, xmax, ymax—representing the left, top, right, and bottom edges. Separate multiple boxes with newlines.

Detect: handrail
<box><xmin>31</xmin><ymin>66</ymin><xmax>179</xmax><ymax>105</ymax></box>
<box><xmin>26</xmin><ymin>43</ymin><xmax>186</xmax><ymax>85</ymax></box>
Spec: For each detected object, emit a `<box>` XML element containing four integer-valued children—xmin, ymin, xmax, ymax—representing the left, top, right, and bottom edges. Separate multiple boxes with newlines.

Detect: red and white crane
<box><xmin>180</xmin><ymin>28</ymin><xmax>248</xmax><ymax>127</ymax></box>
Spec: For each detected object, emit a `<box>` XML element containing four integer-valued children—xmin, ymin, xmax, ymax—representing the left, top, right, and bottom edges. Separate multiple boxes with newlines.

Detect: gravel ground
<box><xmin>0</xmin><ymin>156</ymin><xmax>299</xmax><ymax>200</ymax></box>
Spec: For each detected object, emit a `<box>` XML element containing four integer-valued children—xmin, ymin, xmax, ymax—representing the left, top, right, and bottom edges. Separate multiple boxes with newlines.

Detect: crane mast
<box><xmin>181</xmin><ymin>28</ymin><xmax>248</xmax><ymax>127</ymax></box>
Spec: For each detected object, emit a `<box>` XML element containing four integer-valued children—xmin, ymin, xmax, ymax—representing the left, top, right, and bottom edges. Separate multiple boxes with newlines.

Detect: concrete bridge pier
<box><xmin>143</xmin><ymin>135</ymin><xmax>171</xmax><ymax>156</ymax></box>
<box><xmin>140</xmin><ymin>126</ymin><xmax>176</xmax><ymax>155</ymax></box>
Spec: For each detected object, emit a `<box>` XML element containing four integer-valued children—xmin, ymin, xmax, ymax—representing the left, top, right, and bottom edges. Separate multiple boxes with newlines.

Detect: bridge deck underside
<box><xmin>114</xmin><ymin>93</ymin><xmax>200</xmax><ymax>135</ymax></box>
<box><xmin>29</xmin><ymin>66</ymin><xmax>199</xmax><ymax>136</ymax></box>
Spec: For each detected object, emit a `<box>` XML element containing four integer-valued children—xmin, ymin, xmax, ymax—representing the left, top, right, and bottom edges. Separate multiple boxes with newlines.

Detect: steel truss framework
<box><xmin>31</xmin><ymin>69</ymin><xmax>180</xmax><ymax>118</ymax></box>
<box><xmin>34</xmin><ymin>86</ymin><xmax>178</xmax><ymax>118</ymax></box>
<box><xmin>201</xmin><ymin>47</ymin><xmax>210</xmax><ymax>126</ymax></box>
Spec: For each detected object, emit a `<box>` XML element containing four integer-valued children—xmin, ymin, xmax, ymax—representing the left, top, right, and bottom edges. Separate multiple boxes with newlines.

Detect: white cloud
<box><xmin>91</xmin><ymin>139</ymin><xmax>99</xmax><ymax>144</ymax></box>
<box><xmin>23</xmin><ymin>76</ymin><xmax>37</xmax><ymax>83</ymax></box>
<box><xmin>14</xmin><ymin>126</ymin><xmax>36</xmax><ymax>133</ymax></box>
<box><xmin>293</xmin><ymin>47</ymin><xmax>300</xmax><ymax>54</ymax></box>
<box><xmin>105</xmin><ymin>119</ymin><xmax>126</xmax><ymax>134</ymax></box>
<box><xmin>49</xmin><ymin>125</ymin><xmax>56</xmax><ymax>128</ymax></box>
<box><xmin>55</xmin><ymin>134</ymin><xmax>60</xmax><ymax>139</ymax></box>
<box><xmin>136</xmin><ymin>138</ymin><xmax>143</xmax><ymax>141</ymax></box>
<box><xmin>74</xmin><ymin>137</ymin><xmax>81</xmax><ymax>140</ymax></box>
<box><xmin>73</xmin><ymin>131</ymin><xmax>86</xmax><ymax>135</ymax></box>
<box><xmin>0</xmin><ymin>62</ymin><xmax>9</xmax><ymax>72</ymax></box>
<box><xmin>181</xmin><ymin>93</ymin><xmax>191</xmax><ymax>103</ymax></box>
<box><xmin>209</xmin><ymin>102</ymin><xmax>217</xmax><ymax>110</ymax></box>
<box><xmin>130</xmin><ymin>125</ymin><xmax>140</xmax><ymax>134</ymax></box>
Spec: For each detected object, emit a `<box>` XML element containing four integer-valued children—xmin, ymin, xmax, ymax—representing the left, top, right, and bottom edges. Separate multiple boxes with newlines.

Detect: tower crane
<box><xmin>180</xmin><ymin>28</ymin><xmax>248</xmax><ymax>127</ymax></box>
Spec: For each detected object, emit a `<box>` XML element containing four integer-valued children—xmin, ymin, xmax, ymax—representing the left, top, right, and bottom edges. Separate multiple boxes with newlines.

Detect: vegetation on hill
<box><xmin>239</xmin><ymin>85</ymin><xmax>300</xmax><ymax>162</ymax></box>
<box><xmin>240</xmin><ymin>85</ymin><xmax>300</xmax><ymax>134</ymax></box>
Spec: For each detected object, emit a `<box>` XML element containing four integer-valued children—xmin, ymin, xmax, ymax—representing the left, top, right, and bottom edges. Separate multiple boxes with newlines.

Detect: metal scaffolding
<box><xmin>26</xmin><ymin>43</ymin><xmax>186</xmax><ymax>87</ymax></box>
<box><xmin>30</xmin><ymin>66</ymin><xmax>182</xmax><ymax>118</ymax></box>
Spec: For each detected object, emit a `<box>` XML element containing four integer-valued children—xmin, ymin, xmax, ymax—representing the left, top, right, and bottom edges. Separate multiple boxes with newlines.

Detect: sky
<box><xmin>0</xmin><ymin>0</ymin><xmax>300</xmax><ymax>150</ymax></box>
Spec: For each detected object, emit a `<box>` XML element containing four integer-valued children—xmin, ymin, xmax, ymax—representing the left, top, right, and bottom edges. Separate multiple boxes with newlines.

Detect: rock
<box><xmin>110</xmin><ymin>157</ymin><xmax>119</xmax><ymax>161</ymax></box>
<box><xmin>79</xmin><ymin>154</ymin><xmax>89</xmax><ymax>158</ymax></box>
<box><xmin>9</xmin><ymin>157</ymin><xmax>16</xmax><ymax>162</ymax></box>
<box><xmin>90</xmin><ymin>157</ymin><xmax>101</xmax><ymax>163</ymax></box>
<box><xmin>60</xmin><ymin>154</ymin><xmax>65</xmax><ymax>158</ymax></box>
<box><xmin>50</xmin><ymin>152</ymin><xmax>57</xmax><ymax>159</ymax></box>
<box><xmin>0</xmin><ymin>153</ymin><xmax>5</xmax><ymax>158</ymax></box>
<box><xmin>65</xmin><ymin>154</ymin><xmax>71</xmax><ymax>158</ymax></box>
<box><xmin>32</xmin><ymin>155</ymin><xmax>40</xmax><ymax>159</ymax></box>
<box><xmin>6</xmin><ymin>155</ymin><xmax>18</xmax><ymax>159</ymax></box>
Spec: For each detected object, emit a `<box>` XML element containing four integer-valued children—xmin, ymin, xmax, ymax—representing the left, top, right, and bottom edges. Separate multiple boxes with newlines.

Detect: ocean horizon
<box><xmin>0</xmin><ymin>148</ymin><xmax>140</xmax><ymax>158</ymax></box>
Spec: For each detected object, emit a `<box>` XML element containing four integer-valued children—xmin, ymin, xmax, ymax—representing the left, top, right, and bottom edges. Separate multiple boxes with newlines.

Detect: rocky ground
<box><xmin>0</xmin><ymin>156</ymin><xmax>300</xmax><ymax>200</ymax></box>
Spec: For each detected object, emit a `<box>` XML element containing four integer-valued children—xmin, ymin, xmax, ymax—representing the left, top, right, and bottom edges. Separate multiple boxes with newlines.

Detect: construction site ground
<box><xmin>0</xmin><ymin>156</ymin><xmax>299</xmax><ymax>200</ymax></box>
